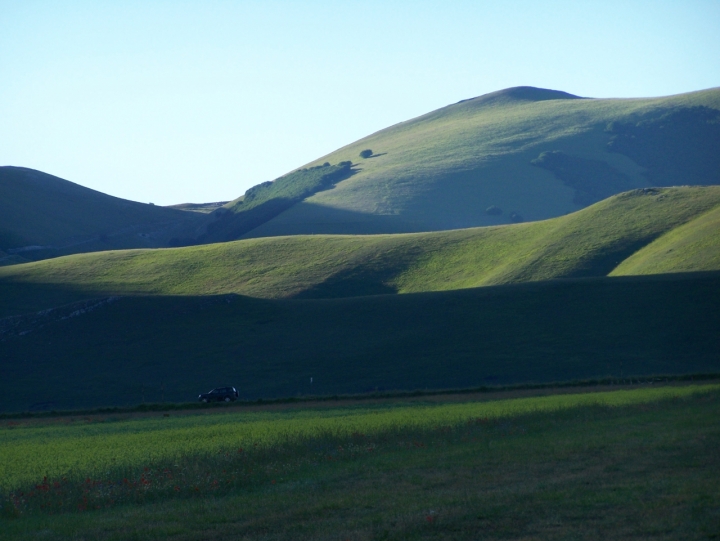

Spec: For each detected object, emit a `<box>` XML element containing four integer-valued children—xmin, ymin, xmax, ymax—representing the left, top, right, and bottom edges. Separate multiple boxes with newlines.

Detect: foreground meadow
<box><xmin>1</xmin><ymin>384</ymin><xmax>719</xmax><ymax>540</ymax></box>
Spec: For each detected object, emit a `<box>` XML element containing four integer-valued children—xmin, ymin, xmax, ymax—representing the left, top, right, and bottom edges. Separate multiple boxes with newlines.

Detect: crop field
<box><xmin>3</xmin><ymin>384</ymin><xmax>714</xmax><ymax>490</ymax></box>
<box><xmin>2</xmin><ymin>384</ymin><xmax>719</xmax><ymax>540</ymax></box>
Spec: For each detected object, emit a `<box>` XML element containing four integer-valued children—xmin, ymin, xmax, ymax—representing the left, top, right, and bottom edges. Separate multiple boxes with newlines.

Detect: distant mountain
<box><xmin>226</xmin><ymin>86</ymin><xmax>720</xmax><ymax>239</ymax></box>
<box><xmin>0</xmin><ymin>167</ymin><xmax>205</xmax><ymax>263</ymax></box>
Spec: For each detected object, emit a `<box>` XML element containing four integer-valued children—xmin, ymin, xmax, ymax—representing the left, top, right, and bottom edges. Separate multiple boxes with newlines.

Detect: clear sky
<box><xmin>1</xmin><ymin>0</ymin><xmax>719</xmax><ymax>205</ymax></box>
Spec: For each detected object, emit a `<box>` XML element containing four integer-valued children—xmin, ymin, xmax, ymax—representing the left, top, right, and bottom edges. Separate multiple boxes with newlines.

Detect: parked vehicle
<box><xmin>198</xmin><ymin>387</ymin><xmax>238</xmax><ymax>403</ymax></box>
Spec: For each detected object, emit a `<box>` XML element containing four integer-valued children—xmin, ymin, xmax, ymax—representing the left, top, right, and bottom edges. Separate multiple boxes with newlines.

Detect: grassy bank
<box><xmin>4</xmin><ymin>89</ymin><xmax>720</xmax><ymax>259</ymax></box>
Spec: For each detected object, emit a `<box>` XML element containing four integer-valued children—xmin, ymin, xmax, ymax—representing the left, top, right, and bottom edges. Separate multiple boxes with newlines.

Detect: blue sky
<box><xmin>1</xmin><ymin>0</ymin><xmax>719</xmax><ymax>205</ymax></box>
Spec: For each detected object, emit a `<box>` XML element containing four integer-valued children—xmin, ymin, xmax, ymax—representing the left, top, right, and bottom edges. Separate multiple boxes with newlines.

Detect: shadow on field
<box><xmin>1</xmin><ymin>271</ymin><xmax>719</xmax><ymax>412</ymax></box>
<box><xmin>0</xmin><ymin>278</ymin><xmax>110</xmax><ymax>319</ymax></box>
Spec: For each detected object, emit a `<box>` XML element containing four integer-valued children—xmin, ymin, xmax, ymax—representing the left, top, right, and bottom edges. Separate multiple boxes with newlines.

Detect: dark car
<box><xmin>198</xmin><ymin>387</ymin><xmax>238</xmax><ymax>403</ymax></box>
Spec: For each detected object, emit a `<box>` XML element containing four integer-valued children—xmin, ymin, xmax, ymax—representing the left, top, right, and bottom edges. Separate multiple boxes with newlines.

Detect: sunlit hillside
<box><xmin>241</xmin><ymin>86</ymin><xmax>720</xmax><ymax>238</ymax></box>
<box><xmin>1</xmin><ymin>186</ymin><xmax>718</xmax><ymax>318</ymax></box>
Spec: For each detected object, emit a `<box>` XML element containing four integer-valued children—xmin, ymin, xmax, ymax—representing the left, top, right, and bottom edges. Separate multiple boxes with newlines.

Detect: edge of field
<box><xmin>3</xmin><ymin>374</ymin><xmax>719</xmax><ymax>425</ymax></box>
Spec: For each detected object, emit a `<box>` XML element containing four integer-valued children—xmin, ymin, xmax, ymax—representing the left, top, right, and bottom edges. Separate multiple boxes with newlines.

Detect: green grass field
<box><xmin>2</xmin><ymin>186</ymin><xmax>719</xmax><ymax>412</ymax></box>
<box><xmin>4</xmin><ymin>384</ymin><xmax>715</xmax><ymax>491</ymax></box>
<box><xmin>2</xmin><ymin>185</ymin><xmax>719</xmax><ymax>317</ymax></box>
<box><xmin>2</xmin><ymin>384</ymin><xmax>719</xmax><ymax>540</ymax></box>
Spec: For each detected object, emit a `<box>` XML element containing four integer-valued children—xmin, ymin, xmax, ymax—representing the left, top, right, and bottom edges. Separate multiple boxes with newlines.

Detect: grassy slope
<box><xmin>243</xmin><ymin>86</ymin><xmax>720</xmax><ymax>237</ymax></box>
<box><xmin>1</xmin><ymin>272</ymin><xmax>719</xmax><ymax>412</ymax></box>
<box><xmin>1</xmin><ymin>186</ymin><xmax>719</xmax><ymax>318</ymax></box>
<box><xmin>610</xmin><ymin>203</ymin><xmax>720</xmax><ymax>275</ymax></box>
<box><xmin>198</xmin><ymin>163</ymin><xmax>356</xmax><ymax>244</ymax></box>
<box><xmin>394</xmin><ymin>186</ymin><xmax>720</xmax><ymax>292</ymax></box>
<box><xmin>0</xmin><ymin>167</ymin><xmax>205</xmax><ymax>258</ymax></box>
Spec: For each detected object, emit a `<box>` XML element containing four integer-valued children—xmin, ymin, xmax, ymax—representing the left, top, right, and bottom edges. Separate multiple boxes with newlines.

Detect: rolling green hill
<box><xmin>1</xmin><ymin>272</ymin><xmax>718</xmax><ymax>412</ymax></box>
<box><xmin>0</xmin><ymin>167</ymin><xmax>206</xmax><ymax>262</ymax></box>
<box><xmin>233</xmin><ymin>86</ymin><xmax>720</xmax><ymax>239</ymax></box>
<box><xmin>1</xmin><ymin>186</ymin><xmax>719</xmax><ymax>318</ymax></box>
<box><xmin>3</xmin><ymin>87</ymin><xmax>719</xmax><ymax>257</ymax></box>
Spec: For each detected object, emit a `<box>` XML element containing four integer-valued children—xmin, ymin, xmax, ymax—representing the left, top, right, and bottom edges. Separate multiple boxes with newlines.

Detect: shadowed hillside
<box><xmin>195</xmin><ymin>161</ymin><xmax>357</xmax><ymax>244</ymax></box>
<box><xmin>1</xmin><ymin>186</ymin><xmax>718</xmax><ymax>318</ymax></box>
<box><xmin>0</xmin><ymin>167</ymin><xmax>206</xmax><ymax>262</ymax></box>
<box><xmin>2</xmin><ymin>87</ymin><xmax>719</xmax><ymax>413</ymax></box>
<box><xmin>1</xmin><ymin>272</ymin><xmax>718</xmax><ymax>412</ymax></box>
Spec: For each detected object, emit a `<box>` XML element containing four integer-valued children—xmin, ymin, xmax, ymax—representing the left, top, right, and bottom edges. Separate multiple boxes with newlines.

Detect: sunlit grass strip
<box><xmin>1</xmin><ymin>384</ymin><xmax>717</xmax><ymax>491</ymax></box>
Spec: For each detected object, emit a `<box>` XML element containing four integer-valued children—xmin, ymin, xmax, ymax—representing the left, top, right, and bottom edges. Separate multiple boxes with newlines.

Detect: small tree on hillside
<box><xmin>359</xmin><ymin>149</ymin><xmax>373</xmax><ymax>159</ymax></box>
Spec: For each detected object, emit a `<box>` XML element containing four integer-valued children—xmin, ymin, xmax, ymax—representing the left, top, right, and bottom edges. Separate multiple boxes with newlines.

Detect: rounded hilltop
<box><xmin>456</xmin><ymin>86</ymin><xmax>585</xmax><ymax>106</ymax></box>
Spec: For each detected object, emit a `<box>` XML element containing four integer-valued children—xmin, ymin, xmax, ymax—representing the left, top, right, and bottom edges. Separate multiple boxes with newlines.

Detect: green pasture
<box><xmin>2</xmin><ymin>186</ymin><xmax>719</xmax><ymax>317</ymax></box>
<box><xmin>2</xmin><ymin>385</ymin><xmax>720</xmax><ymax>540</ymax></box>
<box><xmin>1</xmin><ymin>384</ymin><xmax>716</xmax><ymax>492</ymax></box>
<box><xmin>199</xmin><ymin>163</ymin><xmax>355</xmax><ymax>243</ymax></box>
